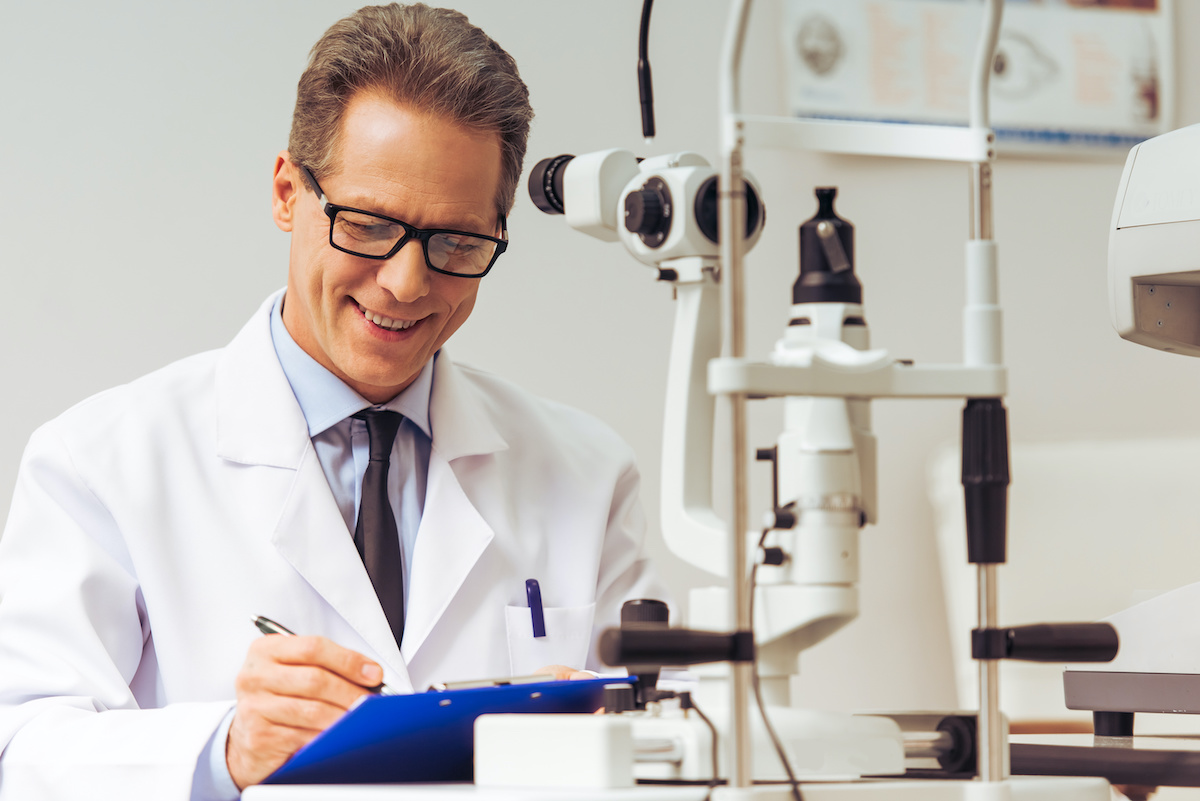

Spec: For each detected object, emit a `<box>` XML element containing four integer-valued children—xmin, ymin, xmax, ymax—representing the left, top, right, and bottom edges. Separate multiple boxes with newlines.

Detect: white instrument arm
<box><xmin>659</xmin><ymin>257</ymin><xmax>729</xmax><ymax>578</ymax></box>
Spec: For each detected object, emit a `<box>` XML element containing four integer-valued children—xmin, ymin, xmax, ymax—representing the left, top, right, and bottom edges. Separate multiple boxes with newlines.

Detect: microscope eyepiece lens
<box><xmin>527</xmin><ymin>154</ymin><xmax>574</xmax><ymax>215</ymax></box>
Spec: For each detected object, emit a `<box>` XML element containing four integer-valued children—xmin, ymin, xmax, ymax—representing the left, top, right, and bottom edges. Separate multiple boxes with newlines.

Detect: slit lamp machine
<box><xmin>478</xmin><ymin>0</ymin><xmax>1150</xmax><ymax>798</ymax></box>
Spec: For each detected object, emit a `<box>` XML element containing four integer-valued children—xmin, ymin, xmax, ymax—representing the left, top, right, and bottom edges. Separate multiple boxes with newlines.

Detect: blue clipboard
<box><xmin>262</xmin><ymin>676</ymin><xmax>630</xmax><ymax>785</ymax></box>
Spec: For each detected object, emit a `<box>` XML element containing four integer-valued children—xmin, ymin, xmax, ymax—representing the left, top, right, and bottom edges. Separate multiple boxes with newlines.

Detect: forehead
<box><xmin>327</xmin><ymin>92</ymin><xmax>502</xmax><ymax>228</ymax></box>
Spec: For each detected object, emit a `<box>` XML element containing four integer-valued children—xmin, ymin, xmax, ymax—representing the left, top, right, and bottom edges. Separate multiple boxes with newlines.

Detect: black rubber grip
<box><xmin>962</xmin><ymin>398</ymin><xmax>1010</xmax><ymax>565</ymax></box>
<box><xmin>973</xmin><ymin>623</ymin><xmax>1119</xmax><ymax>663</ymax></box>
<box><xmin>1006</xmin><ymin>623</ymin><xmax>1119</xmax><ymax>663</ymax></box>
<box><xmin>599</xmin><ymin>628</ymin><xmax>754</xmax><ymax>667</ymax></box>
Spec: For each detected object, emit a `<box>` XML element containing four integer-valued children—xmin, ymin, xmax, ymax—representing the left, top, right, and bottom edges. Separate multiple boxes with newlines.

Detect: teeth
<box><xmin>358</xmin><ymin>304</ymin><xmax>416</xmax><ymax>331</ymax></box>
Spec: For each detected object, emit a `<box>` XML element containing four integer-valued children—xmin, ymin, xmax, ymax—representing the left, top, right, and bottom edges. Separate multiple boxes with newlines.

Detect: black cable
<box><xmin>750</xmin><ymin>527</ymin><xmax>804</xmax><ymax>801</ymax></box>
<box><xmin>679</xmin><ymin>691</ymin><xmax>719</xmax><ymax>801</ymax></box>
<box><xmin>637</xmin><ymin>0</ymin><xmax>656</xmax><ymax>139</ymax></box>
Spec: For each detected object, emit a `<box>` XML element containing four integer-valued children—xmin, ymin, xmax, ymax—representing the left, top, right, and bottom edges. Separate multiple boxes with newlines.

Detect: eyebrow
<box><xmin>300</xmin><ymin>165</ymin><xmax>502</xmax><ymax>236</ymax></box>
<box><xmin>363</xmin><ymin>207</ymin><xmax>500</xmax><ymax>237</ymax></box>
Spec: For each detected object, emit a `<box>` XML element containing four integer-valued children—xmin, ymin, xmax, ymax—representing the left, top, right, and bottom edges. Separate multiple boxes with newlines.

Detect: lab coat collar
<box><xmin>268</xmin><ymin>292</ymin><xmax>435</xmax><ymax>440</ymax></box>
<box><xmin>427</xmin><ymin>351</ymin><xmax>509</xmax><ymax>462</ymax></box>
<box><xmin>217</xmin><ymin>291</ymin><xmax>503</xmax><ymax>466</ymax></box>
<box><xmin>215</xmin><ymin>291</ymin><xmax>309</xmax><ymax>469</ymax></box>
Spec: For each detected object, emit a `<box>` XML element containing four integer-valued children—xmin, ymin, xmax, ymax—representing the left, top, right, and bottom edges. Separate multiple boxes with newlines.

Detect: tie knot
<box><xmin>353</xmin><ymin>409</ymin><xmax>403</xmax><ymax>462</ymax></box>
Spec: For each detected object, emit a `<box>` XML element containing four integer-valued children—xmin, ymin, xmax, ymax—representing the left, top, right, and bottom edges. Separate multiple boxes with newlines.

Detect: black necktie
<box><xmin>353</xmin><ymin>409</ymin><xmax>405</xmax><ymax>647</ymax></box>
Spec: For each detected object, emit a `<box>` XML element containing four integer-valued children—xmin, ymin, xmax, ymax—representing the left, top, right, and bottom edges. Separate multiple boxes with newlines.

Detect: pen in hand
<box><xmin>252</xmin><ymin>615</ymin><xmax>397</xmax><ymax>695</ymax></box>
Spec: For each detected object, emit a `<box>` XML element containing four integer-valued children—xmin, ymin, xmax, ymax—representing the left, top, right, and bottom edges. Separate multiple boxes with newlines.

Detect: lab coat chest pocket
<box><xmin>504</xmin><ymin>602</ymin><xmax>596</xmax><ymax>675</ymax></box>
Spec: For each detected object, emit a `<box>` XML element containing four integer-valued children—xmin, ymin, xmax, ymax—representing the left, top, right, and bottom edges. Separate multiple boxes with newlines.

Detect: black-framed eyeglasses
<box><xmin>298</xmin><ymin>164</ymin><xmax>507</xmax><ymax>278</ymax></box>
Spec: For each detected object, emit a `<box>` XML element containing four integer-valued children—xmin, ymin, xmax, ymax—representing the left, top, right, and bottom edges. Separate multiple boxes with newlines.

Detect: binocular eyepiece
<box><xmin>527</xmin><ymin>152</ymin><xmax>764</xmax><ymax>248</ymax></box>
<box><xmin>528</xmin><ymin>154</ymin><xmax>575</xmax><ymax>216</ymax></box>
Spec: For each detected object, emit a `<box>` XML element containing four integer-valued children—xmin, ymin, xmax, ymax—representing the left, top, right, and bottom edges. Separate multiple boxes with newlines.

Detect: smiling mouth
<box><xmin>356</xmin><ymin>302</ymin><xmax>418</xmax><ymax>332</ymax></box>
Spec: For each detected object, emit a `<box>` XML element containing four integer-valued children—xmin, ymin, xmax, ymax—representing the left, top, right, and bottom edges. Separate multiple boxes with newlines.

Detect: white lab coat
<box><xmin>0</xmin><ymin>292</ymin><xmax>663</xmax><ymax>799</ymax></box>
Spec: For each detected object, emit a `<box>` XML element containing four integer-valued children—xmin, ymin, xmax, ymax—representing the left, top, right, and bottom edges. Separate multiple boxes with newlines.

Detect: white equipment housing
<box><xmin>1110</xmin><ymin>123</ymin><xmax>1200</xmax><ymax>356</ymax></box>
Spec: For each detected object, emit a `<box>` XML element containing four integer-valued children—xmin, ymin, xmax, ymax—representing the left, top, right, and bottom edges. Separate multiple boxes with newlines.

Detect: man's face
<box><xmin>272</xmin><ymin>92</ymin><xmax>503</xmax><ymax>403</ymax></box>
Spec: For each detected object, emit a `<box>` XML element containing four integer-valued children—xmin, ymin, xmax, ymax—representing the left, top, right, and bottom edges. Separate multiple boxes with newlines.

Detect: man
<box><xmin>0</xmin><ymin>4</ymin><xmax>662</xmax><ymax>798</ymax></box>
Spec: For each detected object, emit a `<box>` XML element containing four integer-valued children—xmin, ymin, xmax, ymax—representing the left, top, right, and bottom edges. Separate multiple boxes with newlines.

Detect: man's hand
<box><xmin>533</xmin><ymin>664</ymin><xmax>594</xmax><ymax>681</ymax></box>
<box><xmin>226</xmin><ymin>635</ymin><xmax>384</xmax><ymax>789</ymax></box>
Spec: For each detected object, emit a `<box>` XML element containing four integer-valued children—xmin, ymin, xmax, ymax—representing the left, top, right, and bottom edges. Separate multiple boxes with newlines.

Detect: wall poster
<box><xmin>783</xmin><ymin>0</ymin><xmax>1174</xmax><ymax>155</ymax></box>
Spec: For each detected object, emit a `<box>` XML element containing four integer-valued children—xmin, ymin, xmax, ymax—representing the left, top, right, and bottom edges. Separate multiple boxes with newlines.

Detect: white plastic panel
<box><xmin>738</xmin><ymin>115</ymin><xmax>994</xmax><ymax>163</ymax></box>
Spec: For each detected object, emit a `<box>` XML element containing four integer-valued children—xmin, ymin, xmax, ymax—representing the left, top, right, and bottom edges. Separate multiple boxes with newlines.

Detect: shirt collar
<box><xmin>269</xmin><ymin>292</ymin><xmax>433</xmax><ymax>439</ymax></box>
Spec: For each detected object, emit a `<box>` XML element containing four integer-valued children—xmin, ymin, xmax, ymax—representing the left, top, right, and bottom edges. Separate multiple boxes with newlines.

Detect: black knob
<box><xmin>936</xmin><ymin>715</ymin><xmax>977</xmax><ymax>774</ymax></box>
<box><xmin>603</xmin><ymin>683</ymin><xmax>637</xmax><ymax>715</ymax></box>
<box><xmin>796</xmin><ymin>186</ymin><xmax>860</xmax><ymax>304</ymax></box>
<box><xmin>620</xmin><ymin>599</ymin><xmax>669</xmax><ymax>708</ymax></box>
<box><xmin>626</xmin><ymin>190</ymin><xmax>663</xmax><ymax>233</ymax></box>
<box><xmin>621</xmin><ymin>599</ymin><xmax>670</xmax><ymax>626</ymax></box>
<box><xmin>623</xmin><ymin>177</ymin><xmax>672</xmax><ymax>248</ymax></box>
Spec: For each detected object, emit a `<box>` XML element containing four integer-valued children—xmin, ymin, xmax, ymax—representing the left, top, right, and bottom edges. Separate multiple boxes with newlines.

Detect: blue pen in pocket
<box><xmin>525</xmin><ymin>578</ymin><xmax>546</xmax><ymax>638</ymax></box>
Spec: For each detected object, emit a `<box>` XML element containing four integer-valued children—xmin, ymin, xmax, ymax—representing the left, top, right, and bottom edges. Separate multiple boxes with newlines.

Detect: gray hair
<box><xmin>288</xmin><ymin>3</ymin><xmax>533</xmax><ymax>216</ymax></box>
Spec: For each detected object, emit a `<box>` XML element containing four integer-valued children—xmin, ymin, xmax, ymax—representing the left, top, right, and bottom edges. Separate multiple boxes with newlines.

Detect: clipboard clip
<box><xmin>427</xmin><ymin>673</ymin><xmax>556</xmax><ymax>692</ymax></box>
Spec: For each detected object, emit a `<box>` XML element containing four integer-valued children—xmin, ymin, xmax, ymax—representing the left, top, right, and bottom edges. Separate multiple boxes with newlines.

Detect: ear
<box><xmin>272</xmin><ymin>151</ymin><xmax>299</xmax><ymax>232</ymax></box>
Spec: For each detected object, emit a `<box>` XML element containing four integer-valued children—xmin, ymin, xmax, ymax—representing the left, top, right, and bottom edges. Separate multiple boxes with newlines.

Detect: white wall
<box><xmin>4</xmin><ymin>0</ymin><xmax>1200</xmax><ymax>716</ymax></box>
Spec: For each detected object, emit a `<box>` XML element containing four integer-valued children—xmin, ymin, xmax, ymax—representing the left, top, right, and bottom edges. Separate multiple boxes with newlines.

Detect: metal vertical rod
<box><xmin>977</xmin><ymin>564</ymin><xmax>1003</xmax><ymax>782</ymax></box>
<box><xmin>721</xmin><ymin>155</ymin><xmax>753</xmax><ymax>788</ymax></box>
<box><xmin>726</xmin><ymin>403</ymin><xmax>754</xmax><ymax>791</ymax></box>
<box><xmin>972</xmin><ymin>163</ymin><xmax>994</xmax><ymax>242</ymax></box>
<box><xmin>968</xmin><ymin>0</ymin><xmax>1007</xmax><ymax>786</ymax></box>
<box><xmin>969</xmin><ymin>164</ymin><xmax>1003</xmax><ymax>782</ymax></box>
<box><xmin>719</xmin><ymin>0</ymin><xmax>754</xmax><ymax>789</ymax></box>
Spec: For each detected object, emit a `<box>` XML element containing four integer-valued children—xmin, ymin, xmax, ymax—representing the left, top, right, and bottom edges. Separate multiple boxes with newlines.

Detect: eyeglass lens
<box><xmin>332</xmin><ymin>209</ymin><xmax>497</xmax><ymax>275</ymax></box>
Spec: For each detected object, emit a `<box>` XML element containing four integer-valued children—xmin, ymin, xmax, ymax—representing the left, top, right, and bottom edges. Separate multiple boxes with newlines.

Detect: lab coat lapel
<box><xmin>271</xmin><ymin>446</ymin><xmax>410</xmax><ymax>687</ymax></box>
<box><xmin>400</xmin><ymin>353</ymin><xmax>507</xmax><ymax>662</ymax></box>
<box><xmin>213</xmin><ymin>293</ymin><xmax>412</xmax><ymax>688</ymax></box>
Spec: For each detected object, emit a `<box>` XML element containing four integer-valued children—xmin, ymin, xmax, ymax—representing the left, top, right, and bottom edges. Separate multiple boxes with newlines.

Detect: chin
<box><xmin>352</xmin><ymin>366</ymin><xmax>418</xmax><ymax>397</ymax></box>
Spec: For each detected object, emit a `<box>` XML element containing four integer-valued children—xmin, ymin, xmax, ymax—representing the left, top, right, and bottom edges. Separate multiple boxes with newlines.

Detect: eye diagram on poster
<box><xmin>783</xmin><ymin>0</ymin><xmax>1174</xmax><ymax>155</ymax></box>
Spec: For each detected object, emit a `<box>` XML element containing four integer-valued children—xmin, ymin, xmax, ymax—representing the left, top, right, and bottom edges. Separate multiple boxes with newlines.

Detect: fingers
<box><xmin>1113</xmin><ymin>786</ymin><xmax>1158</xmax><ymax>801</ymax></box>
<box><xmin>227</xmin><ymin>636</ymin><xmax>385</xmax><ymax>789</ymax></box>
<box><xmin>240</xmin><ymin>636</ymin><xmax>382</xmax><ymax>705</ymax></box>
<box><xmin>262</xmin><ymin>635</ymin><xmax>385</xmax><ymax>690</ymax></box>
<box><xmin>533</xmin><ymin>664</ymin><xmax>595</xmax><ymax>681</ymax></box>
<box><xmin>234</xmin><ymin>687</ymin><xmax>345</xmax><ymax>737</ymax></box>
<box><xmin>532</xmin><ymin>664</ymin><xmax>574</xmax><ymax>681</ymax></box>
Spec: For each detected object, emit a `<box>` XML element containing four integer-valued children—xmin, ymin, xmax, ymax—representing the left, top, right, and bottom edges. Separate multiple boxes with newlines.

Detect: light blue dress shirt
<box><xmin>268</xmin><ymin>292</ymin><xmax>433</xmax><ymax>580</ymax></box>
<box><xmin>193</xmin><ymin>294</ymin><xmax>434</xmax><ymax>800</ymax></box>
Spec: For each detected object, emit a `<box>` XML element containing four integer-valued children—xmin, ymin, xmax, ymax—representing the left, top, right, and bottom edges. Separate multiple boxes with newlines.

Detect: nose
<box><xmin>376</xmin><ymin>238</ymin><xmax>430</xmax><ymax>302</ymax></box>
